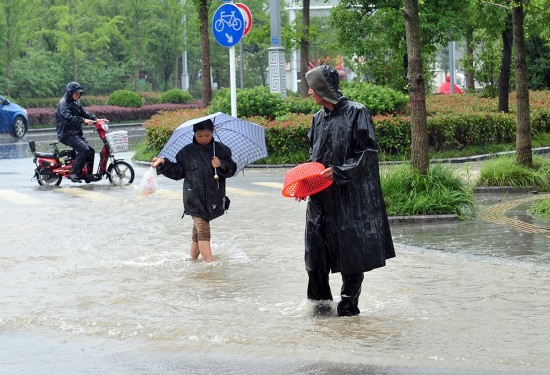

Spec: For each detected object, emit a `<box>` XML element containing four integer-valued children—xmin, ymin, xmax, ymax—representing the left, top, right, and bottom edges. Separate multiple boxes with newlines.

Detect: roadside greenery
<box><xmin>381</xmin><ymin>164</ymin><xmax>476</xmax><ymax>218</ymax></box>
<box><xmin>27</xmin><ymin>103</ymin><xmax>199</xmax><ymax>126</ymax></box>
<box><xmin>107</xmin><ymin>90</ymin><xmax>144</xmax><ymax>108</ymax></box>
<box><xmin>132</xmin><ymin>88</ymin><xmax>550</xmax><ymax>218</ymax></box>
<box><xmin>478</xmin><ymin>156</ymin><xmax>550</xmax><ymax>191</ymax></box>
<box><xmin>137</xmin><ymin>89</ymin><xmax>550</xmax><ymax>167</ymax></box>
<box><xmin>529</xmin><ymin>198</ymin><xmax>550</xmax><ymax>221</ymax></box>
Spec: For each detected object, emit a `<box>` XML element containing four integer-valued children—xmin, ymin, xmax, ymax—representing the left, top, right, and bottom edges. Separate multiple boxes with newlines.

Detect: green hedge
<box><xmin>208</xmin><ymin>83</ymin><xmax>408</xmax><ymax>119</ymax></box>
<box><xmin>143</xmin><ymin>108</ymin><xmax>550</xmax><ymax>159</ymax></box>
<box><xmin>340</xmin><ymin>81</ymin><xmax>409</xmax><ymax>115</ymax></box>
<box><xmin>208</xmin><ymin>86</ymin><xmax>285</xmax><ymax>119</ymax></box>
<box><xmin>17</xmin><ymin>95</ymin><xmax>109</xmax><ymax>108</ymax></box>
<box><xmin>27</xmin><ymin>103</ymin><xmax>201</xmax><ymax>125</ymax></box>
<box><xmin>373</xmin><ymin>110</ymin><xmax>550</xmax><ymax>154</ymax></box>
<box><xmin>159</xmin><ymin>89</ymin><xmax>194</xmax><ymax>104</ymax></box>
<box><xmin>107</xmin><ymin>90</ymin><xmax>143</xmax><ymax>107</ymax></box>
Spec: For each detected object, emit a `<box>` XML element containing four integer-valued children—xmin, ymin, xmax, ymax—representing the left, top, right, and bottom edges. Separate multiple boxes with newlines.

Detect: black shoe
<box><xmin>337</xmin><ymin>297</ymin><xmax>360</xmax><ymax>317</ymax></box>
<box><xmin>69</xmin><ymin>174</ymin><xmax>82</xmax><ymax>183</ymax></box>
<box><xmin>83</xmin><ymin>174</ymin><xmax>101</xmax><ymax>183</ymax></box>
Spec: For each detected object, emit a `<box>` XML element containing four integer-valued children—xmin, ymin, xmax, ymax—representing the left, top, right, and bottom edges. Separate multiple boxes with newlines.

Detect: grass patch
<box><xmin>381</xmin><ymin>163</ymin><xmax>476</xmax><ymax>218</ymax></box>
<box><xmin>528</xmin><ymin>198</ymin><xmax>550</xmax><ymax>221</ymax></box>
<box><xmin>133</xmin><ymin>142</ymin><xmax>158</xmax><ymax>163</ymax></box>
<box><xmin>477</xmin><ymin>156</ymin><xmax>550</xmax><ymax>191</ymax></box>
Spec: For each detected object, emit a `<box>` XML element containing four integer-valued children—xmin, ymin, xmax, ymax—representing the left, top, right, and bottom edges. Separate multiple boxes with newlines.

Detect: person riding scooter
<box><xmin>55</xmin><ymin>82</ymin><xmax>104</xmax><ymax>183</ymax></box>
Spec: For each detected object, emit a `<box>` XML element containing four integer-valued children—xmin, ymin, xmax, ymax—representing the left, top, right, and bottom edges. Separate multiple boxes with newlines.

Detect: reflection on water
<box><xmin>1</xmin><ymin>165</ymin><xmax>549</xmax><ymax>373</ymax></box>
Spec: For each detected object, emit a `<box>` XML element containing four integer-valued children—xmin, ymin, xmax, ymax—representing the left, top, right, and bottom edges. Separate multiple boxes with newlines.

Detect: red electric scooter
<box><xmin>29</xmin><ymin>120</ymin><xmax>135</xmax><ymax>186</ymax></box>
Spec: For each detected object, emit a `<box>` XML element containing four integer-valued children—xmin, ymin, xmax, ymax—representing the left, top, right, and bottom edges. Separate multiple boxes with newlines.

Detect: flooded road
<box><xmin>1</xmin><ymin>153</ymin><xmax>549</xmax><ymax>374</ymax></box>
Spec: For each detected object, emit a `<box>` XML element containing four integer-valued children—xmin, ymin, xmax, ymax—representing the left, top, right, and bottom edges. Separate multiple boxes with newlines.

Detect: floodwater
<box><xmin>1</xmin><ymin>150</ymin><xmax>549</xmax><ymax>374</ymax></box>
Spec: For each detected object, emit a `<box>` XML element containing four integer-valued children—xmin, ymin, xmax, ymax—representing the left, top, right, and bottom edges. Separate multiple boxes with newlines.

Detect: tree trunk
<box><xmin>175</xmin><ymin>52</ymin><xmax>179</xmax><ymax>89</ymax></box>
<box><xmin>133</xmin><ymin>22</ymin><xmax>141</xmax><ymax>92</ymax></box>
<box><xmin>403</xmin><ymin>0</ymin><xmax>429</xmax><ymax>175</ymax></box>
<box><xmin>199</xmin><ymin>0</ymin><xmax>212</xmax><ymax>106</ymax></box>
<box><xmin>498</xmin><ymin>11</ymin><xmax>513</xmax><ymax>113</ymax></box>
<box><xmin>69</xmin><ymin>0</ymin><xmax>78</xmax><ymax>82</ymax></box>
<box><xmin>512</xmin><ymin>0</ymin><xmax>532</xmax><ymax>167</ymax></box>
<box><xmin>465</xmin><ymin>27</ymin><xmax>475</xmax><ymax>92</ymax></box>
<box><xmin>299</xmin><ymin>0</ymin><xmax>310</xmax><ymax>98</ymax></box>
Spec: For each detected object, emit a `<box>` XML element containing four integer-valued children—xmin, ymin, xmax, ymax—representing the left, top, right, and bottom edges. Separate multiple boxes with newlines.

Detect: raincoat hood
<box><xmin>305</xmin><ymin>65</ymin><xmax>343</xmax><ymax>105</ymax></box>
<box><xmin>66</xmin><ymin>82</ymin><xmax>84</xmax><ymax>95</ymax></box>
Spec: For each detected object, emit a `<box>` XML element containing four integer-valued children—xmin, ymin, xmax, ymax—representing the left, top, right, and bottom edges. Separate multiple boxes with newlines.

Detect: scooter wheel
<box><xmin>37</xmin><ymin>171</ymin><xmax>62</xmax><ymax>186</ymax></box>
<box><xmin>107</xmin><ymin>161</ymin><xmax>135</xmax><ymax>185</ymax></box>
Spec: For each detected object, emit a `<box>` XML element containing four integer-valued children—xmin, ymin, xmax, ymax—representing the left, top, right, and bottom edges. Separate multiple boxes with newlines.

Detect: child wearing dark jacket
<box><xmin>151</xmin><ymin>119</ymin><xmax>237</xmax><ymax>262</ymax></box>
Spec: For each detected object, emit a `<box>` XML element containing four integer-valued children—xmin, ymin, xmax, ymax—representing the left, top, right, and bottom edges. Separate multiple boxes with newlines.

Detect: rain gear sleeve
<box><xmin>55</xmin><ymin>93</ymin><xmax>97</xmax><ymax>141</ymax></box>
<box><xmin>157</xmin><ymin>139</ymin><xmax>237</xmax><ymax>221</ymax></box>
<box><xmin>305</xmin><ymin>98</ymin><xmax>395</xmax><ymax>275</ymax></box>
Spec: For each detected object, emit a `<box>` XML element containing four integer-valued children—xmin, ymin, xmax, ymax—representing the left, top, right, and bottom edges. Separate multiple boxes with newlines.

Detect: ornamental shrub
<box><xmin>107</xmin><ymin>90</ymin><xmax>143</xmax><ymax>108</ymax></box>
<box><xmin>532</xmin><ymin>109</ymin><xmax>550</xmax><ymax>134</ymax></box>
<box><xmin>144</xmin><ymin>109</ymin><xmax>207</xmax><ymax>151</ymax></box>
<box><xmin>340</xmin><ymin>81</ymin><xmax>409</xmax><ymax>115</ymax></box>
<box><xmin>27</xmin><ymin>103</ymin><xmax>199</xmax><ymax>125</ymax></box>
<box><xmin>159</xmin><ymin>89</ymin><xmax>194</xmax><ymax>104</ymax></box>
<box><xmin>208</xmin><ymin>86</ymin><xmax>284</xmax><ymax>119</ymax></box>
<box><xmin>208</xmin><ymin>88</ymin><xmax>231</xmax><ymax>114</ymax></box>
<box><xmin>280</xmin><ymin>96</ymin><xmax>319</xmax><ymax>115</ymax></box>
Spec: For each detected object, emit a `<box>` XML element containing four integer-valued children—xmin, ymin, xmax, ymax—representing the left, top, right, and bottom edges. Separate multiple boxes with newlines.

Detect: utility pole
<box><xmin>268</xmin><ymin>0</ymin><xmax>287</xmax><ymax>98</ymax></box>
<box><xmin>181</xmin><ymin>1</ymin><xmax>189</xmax><ymax>91</ymax></box>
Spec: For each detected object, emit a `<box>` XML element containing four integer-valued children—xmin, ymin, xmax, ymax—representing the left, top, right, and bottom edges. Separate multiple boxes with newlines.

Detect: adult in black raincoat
<box><xmin>56</xmin><ymin>82</ymin><xmax>100</xmax><ymax>183</ymax></box>
<box><xmin>304</xmin><ymin>65</ymin><xmax>395</xmax><ymax>316</ymax></box>
<box><xmin>151</xmin><ymin>119</ymin><xmax>237</xmax><ymax>262</ymax></box>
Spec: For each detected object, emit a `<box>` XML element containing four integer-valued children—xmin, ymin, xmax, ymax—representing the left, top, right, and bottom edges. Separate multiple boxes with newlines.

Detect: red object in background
<box><xmin>436</xmin><ymin>75</ymin><xmax>464</xmax><ymax>95</ymax></box>
<box><xmin>282</xmin><ymin>162</ymin><xmax>333</xmax><ymax>198</ymax></box>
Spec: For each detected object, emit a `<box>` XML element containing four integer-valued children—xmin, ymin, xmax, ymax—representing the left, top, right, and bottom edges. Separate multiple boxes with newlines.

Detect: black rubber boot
<box><xmin>337</xmin><ymin>273</ymin><xmax>364</xmax><ymax>317</ymax></box>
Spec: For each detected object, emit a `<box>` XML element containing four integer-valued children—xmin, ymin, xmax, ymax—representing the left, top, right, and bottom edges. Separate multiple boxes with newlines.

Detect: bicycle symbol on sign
<box><xmin>214</xmin><ymin>11</ymin><xmax>243</xmax><ymax>32</ymax></box>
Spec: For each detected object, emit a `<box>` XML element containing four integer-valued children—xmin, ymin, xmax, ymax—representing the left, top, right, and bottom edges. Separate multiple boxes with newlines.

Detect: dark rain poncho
<box><xmin>157</xmin><ymin>139</ymin><xmax>237</xmax><ymax>221</ymax></box>
<box><xmin>55</xmin><ymin>92</ymin><xmax>97</xmax><ymax>141</ymax></box>
<box><xmin>305</xmin><ymin>98</ymin><xmax>395</xmax><ymax>275</ymax></box>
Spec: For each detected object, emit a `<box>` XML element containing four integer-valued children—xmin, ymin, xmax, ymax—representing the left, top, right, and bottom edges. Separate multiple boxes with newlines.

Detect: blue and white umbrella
<box><xmin>159</xmin><ymin>112</ymin><xmax>268</xmax><ymax>175</ymax></box>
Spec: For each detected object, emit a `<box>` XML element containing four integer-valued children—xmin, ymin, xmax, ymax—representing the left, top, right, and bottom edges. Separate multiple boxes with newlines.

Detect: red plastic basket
<box><xmin>282</xmin><ymin>162</ymin><xmax>333</xmax><ymax>198</ymax></box>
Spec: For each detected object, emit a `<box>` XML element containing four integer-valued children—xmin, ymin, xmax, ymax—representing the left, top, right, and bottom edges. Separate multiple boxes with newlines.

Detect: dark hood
<box><xmin>305</xmin><ymin>65</ymin><xmax>344</xmax><ymax>105</ymax></box>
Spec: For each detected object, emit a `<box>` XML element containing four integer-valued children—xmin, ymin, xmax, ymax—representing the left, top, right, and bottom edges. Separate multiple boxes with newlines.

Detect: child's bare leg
<box><xmin>189</xmin><ymin>241</ymin><xmax>200</xmax><ymax>259</ymax></box>
<box><xmin>197</xmin><ymin>240</ymin><xmax>213</xmax><ymax>262</ymax></box>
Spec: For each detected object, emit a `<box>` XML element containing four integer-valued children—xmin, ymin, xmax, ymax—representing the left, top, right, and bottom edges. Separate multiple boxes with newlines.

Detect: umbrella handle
<box><xmin>214</xmin><ymin>167</ymin><xmax>219</xmax><ymax>189</ymax></box>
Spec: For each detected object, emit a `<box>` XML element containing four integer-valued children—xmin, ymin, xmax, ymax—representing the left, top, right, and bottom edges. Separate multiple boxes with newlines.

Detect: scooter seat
<box><xmin>34</xmin><ymin>151</ymin><xmax>57</xmax><ymax>158</ymax></box>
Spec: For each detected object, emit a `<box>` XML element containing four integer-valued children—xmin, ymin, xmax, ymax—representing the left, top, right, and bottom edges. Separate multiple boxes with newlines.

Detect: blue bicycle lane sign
<box><xmin>212</xmin><ymin>3</ymin><xmax>244</xmax><ymax>47</ymax></box>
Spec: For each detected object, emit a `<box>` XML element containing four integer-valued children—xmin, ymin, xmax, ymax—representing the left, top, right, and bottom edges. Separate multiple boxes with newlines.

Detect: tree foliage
<box><xmin>0</xmin><ymin>0</ymin><xmax>548</xmax><ymax>101</ymax></box>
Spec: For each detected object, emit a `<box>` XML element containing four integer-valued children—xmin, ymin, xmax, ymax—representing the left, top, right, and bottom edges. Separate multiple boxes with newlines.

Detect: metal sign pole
<box><xmin>230</xmin><ymin>46</ymin><xmax>237</xmax><ymax>117</ymax></box>
<box><xmin>240</xmin><ymin>40</ymin><xmax>244</xmax><ymax>89</ymax></box>
<box><xmin>212</xmin><ymin>2</ymin><xmax>244</xmax><ymax>117</ymax></box>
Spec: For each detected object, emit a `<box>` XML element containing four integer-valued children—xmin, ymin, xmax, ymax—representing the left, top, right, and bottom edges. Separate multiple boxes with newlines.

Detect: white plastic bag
<box><xmin>136</xmin><ymin>167</ymin><xmax>159</xmax><ymax>196</ymax></box>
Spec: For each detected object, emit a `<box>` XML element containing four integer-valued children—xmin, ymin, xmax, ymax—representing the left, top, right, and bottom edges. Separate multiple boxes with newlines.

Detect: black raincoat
<box><xmin>305</xmin><ymin>98</ymin><xmax>395</xmax><ymax>275</ymax></box>
<box><xmin>55</xmin><ymin>85</ymin><xmax>97</xmax><ymax>141</ymax></box>
<box><xmin>157</xmin><ymin>139</ymin><xmax>237</xmax><ymax>221</ymax></box>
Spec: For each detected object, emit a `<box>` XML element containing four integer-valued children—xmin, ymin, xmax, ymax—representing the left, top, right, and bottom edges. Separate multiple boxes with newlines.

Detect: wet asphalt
<box><xmin>1</xmin><ymin>129</ymin><xmax>549</xmax><ymax>375</ymax></box>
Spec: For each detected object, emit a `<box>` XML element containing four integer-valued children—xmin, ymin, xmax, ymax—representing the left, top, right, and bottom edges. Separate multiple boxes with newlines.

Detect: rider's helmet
<box><xmin>66</xmin><ymin>82</ymin><xmax>85</xmax><ymax>95</ymax></box>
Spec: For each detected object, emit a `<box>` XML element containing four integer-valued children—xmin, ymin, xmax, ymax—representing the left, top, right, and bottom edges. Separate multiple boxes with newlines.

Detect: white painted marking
<box><xmin>0</xmin><ymin>190</ymin><xmax>42</xmax><ymax>205</ymax></box>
